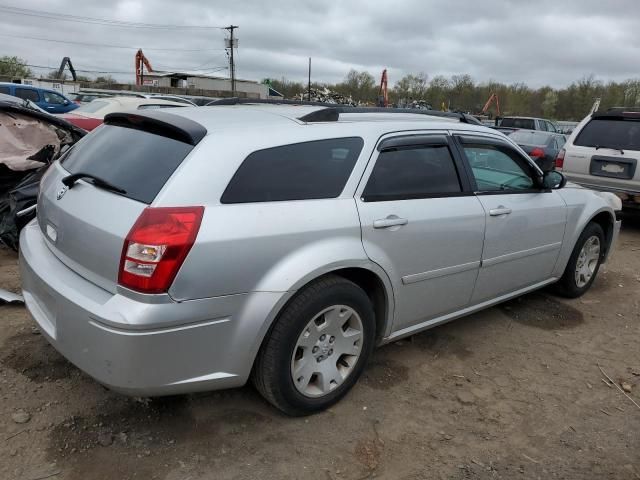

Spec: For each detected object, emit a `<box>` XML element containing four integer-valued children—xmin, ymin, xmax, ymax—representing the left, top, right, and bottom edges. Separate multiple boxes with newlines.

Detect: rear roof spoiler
<box><xmin>593</xmin><ymin>107</ymin><xmax>640</xmax><ymax>120</ymax></box>
<box><xmin>104</xmin><ymin>110</ymin><xmax>207</xmax><ymax>145</ymax></box>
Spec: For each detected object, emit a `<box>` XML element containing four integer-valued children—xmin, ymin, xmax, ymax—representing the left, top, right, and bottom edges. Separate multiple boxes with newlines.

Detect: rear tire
<box><xmin>554</xmin><ymin>222</ymin><xmax>605</xmax><ymax>298</ymax></box>
<box><xmin>252</xmin><ymin>275</ymin><xmax>375</xmax><ymax>416</ymax></box>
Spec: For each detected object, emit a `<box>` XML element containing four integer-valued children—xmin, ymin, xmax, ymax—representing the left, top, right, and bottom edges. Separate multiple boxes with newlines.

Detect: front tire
<box><xmin>252</xmin><ymin>275</ymin><xmax>375</xmax><ymax>416</ymax></box>
<box><xmin>555</xmin><ymin>222</ymin><xmax>605</xmax><ymax>298</ymax></box>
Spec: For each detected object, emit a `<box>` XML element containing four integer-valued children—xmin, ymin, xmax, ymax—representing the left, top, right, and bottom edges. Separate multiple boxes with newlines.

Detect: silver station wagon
<box><xmin>20</xmin><ymin>103</ymin><xmax>622</xmax><ymax>415</ymax></box>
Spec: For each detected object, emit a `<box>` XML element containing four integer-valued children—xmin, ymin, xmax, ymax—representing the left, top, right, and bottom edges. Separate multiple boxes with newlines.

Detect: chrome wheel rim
<box><xmin>291</xmin><ymin>305</ymin><xmax>363</xmax><ymax>398</ymax></box>
<box><xmin>575</xmin><ymin>235</ymin><xmax>600</xmax><ymax>288</ymax></box>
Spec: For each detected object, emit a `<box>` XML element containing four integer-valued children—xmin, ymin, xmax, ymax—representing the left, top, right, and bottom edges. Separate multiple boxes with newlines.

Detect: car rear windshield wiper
<box><xmin>62</xmin><ymin>172</ymin><xmax>127</xmax><ymax>194</ymax></box>
<box><xmin>594</xmin><ymin>145</ymin><xmax>624</xmax><ymax>154</ymax></box>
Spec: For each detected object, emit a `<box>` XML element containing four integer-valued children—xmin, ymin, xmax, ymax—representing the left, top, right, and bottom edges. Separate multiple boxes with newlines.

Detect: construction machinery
<box><xmin>479</xmin><ymin>92</ymin><xmax>500</xmax><ymax>118</ymax></box>
<box><xmin>377</xmin><ymin>69</ymin><xmax>388</xmax><ymax>107</ymax></box>
<box><xmin>135</xmin><ymin>49</ymin><xmax>153</xmax><ymax>86</ymax></box>
<box><xmin>56</xmin><ymin>57</ymin><xmax>76</xmax><ymax>81</ymax></box>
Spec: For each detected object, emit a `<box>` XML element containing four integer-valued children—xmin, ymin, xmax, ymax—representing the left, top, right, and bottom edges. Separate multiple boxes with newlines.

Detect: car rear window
<box><xmin>221</xmin><ymin>137</ymin><xmax>364</xmax><ymax>203</ymax></box>
<box><xmin>500</xmin><ymin>118</ymin><xmax>535</xmax><ymax>129</ymax></box>
<box><xmin>61</xmin><ymin>124</ymin><xmax>193</xmax><ymax>204</ymax></box>
<box><xmin>574</xmin><ymin>118</ymin><xmax>640</xmax><ymax>151</ymax></box>
<box><xmin>508</xmin><ymin>130</ymin><xmax>550</xmax><ymax>147</ymax></box>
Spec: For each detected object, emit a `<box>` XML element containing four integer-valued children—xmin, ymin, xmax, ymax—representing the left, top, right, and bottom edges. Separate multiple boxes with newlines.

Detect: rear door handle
<box><xmin>373</xmin><ymin>216</ymin><xmax>408</xmax><ymax>229</ymax></box>
<box><xmin>489</xmin><ymin>206</ymin><xmax>512</xmax><ymax>216</ymax></box>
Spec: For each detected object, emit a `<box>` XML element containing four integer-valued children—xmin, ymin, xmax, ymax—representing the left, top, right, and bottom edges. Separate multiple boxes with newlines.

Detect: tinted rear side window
<box><xmin>574</xmin><ymin>119</ymin><xmax>640</xmax><ymax>151</ymax></box>
<box><xmin>15</xmin><ymin>88</ymin><xmax>39</xmax><ymax>102</ymax></box>
<box><xmin>61</xmin><ymin>124</ymin><xmax>193</xmax><ymax>203</ymax></box>
<box><xmin>501</xmin><ymin>118</ymin><xmax>535</xmax><ymax>129</ymax></box>
<box><xmin>0</xmin><ymin>86</ymin><xmax>9</xmax><ymax>94</ymax></box>
<box><xmin>221</xmin><ymin>137</ymin><xmax>364</xmax><ymax>203</ymax></box>
<box><xmin>363</xmin><ymin>145</ymin><xmax>462</xmax><ymax>201</ymax></box>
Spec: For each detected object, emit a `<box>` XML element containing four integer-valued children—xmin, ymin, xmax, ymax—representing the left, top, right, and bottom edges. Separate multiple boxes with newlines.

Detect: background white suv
<box><xmin>558</xmin><ymin>108</ymin><xmax>640</xmax><ymax>209</ymax></box>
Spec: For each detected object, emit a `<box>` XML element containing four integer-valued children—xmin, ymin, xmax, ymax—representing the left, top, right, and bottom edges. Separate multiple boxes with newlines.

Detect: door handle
<box><xmin>373</xmin><ymin>216</ymin><xmax>408</xmax><ymax>229</ymax></box>
<box><xmin>489</xmin><ymin>206</ymin><xmax>512</xmax><ymax>216</ymax></box>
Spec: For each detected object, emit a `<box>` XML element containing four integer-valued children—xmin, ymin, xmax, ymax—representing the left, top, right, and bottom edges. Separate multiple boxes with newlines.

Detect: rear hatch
<box><xmin>36</xmin><ymin>111</ymin><xmax>206</xmax><ymax>293</ymax></box>
<box><xmin>564</xmin><ymin>112</ymin><xmax>640</xmax><ymax>193</ymax></box>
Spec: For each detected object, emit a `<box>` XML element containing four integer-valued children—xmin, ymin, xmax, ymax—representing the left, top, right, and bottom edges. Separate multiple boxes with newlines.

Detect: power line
<box><xmin>0</xmin><ymin>60</ymin><xmax>228</xmax><ymax>76</ymax></box>
<box><xmin>0</xmin><ymin>32</ymin><xmax>225</xmax><ymax>52</ymax></box>
<box><xmin>0</xmin><ymin>4</ymin><xmax>225</xmax><ymax>29</ymax></box>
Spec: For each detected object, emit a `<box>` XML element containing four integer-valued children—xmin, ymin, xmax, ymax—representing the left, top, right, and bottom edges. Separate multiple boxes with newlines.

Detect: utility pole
<box><xmin>225</xmin><ymin>25</ymin><xmax>238</xmax><ymax>96</ymax></box>
<box><xmin>308</xmin><ymin>58</ymin><xmax>311</xmax><ymax>101</ymax></box>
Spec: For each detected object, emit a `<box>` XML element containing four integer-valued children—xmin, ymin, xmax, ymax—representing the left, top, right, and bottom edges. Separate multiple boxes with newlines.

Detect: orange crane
<box><xmin>135</xmin><ymin>49</ymin><xmax>153</xmax><ymax>86</ymax></box>
<box><xmin>480</xmin><ymin>92</ymin><xmax>500</xmax><ymax>117</ymax></box>
<box><xmin>378</xmin><ymin>69</ymin><xmax>389</xmax><ymax>107</ymax></box>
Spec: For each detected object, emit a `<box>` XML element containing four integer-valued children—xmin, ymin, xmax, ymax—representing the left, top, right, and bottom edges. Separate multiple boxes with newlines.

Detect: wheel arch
<box><xmin>246</xmin><ymin>263</ymin><xmax>395</xmax><ymax>380</ymax></box>
<box><xmin>587</xmin><ymin>210</ymin><xmax>616</xmax><ymax>259</ymax></box>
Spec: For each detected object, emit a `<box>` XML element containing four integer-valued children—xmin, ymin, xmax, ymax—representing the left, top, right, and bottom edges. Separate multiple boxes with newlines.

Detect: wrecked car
<box><xmin>0</xmin><ymin>94</ymin><xmax>85</xmax><ymax>249</ymax></box>
<box><xmin>20</xmin><ymin>104</ymin><xmax>622</xmax><ymax>416</ymax></box>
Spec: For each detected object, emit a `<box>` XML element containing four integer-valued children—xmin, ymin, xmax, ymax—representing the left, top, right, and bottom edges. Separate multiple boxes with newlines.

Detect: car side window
<box><xmin>546</xmin><ymin>121</ymin><xmax>557</xmax><ymax>133</ymax></box>
<box><xmin>43</xmin><ymin>91</ymin><xmax>66</xmax><ymax>105</ymax></box>
<box><xmin>0</xmin><ymin>86</ymin><xmax>9</xmax><ymax>94</ymax></box>
<box><xmin>15</xmin><ymin>88</ymin><xmax>39</xmax><ymax>102</ymax></box>
<box><xmin>460</xmin><ymin>141</ymin><xmax>536</xmax><ymax>192</ymax></box>
<box><xmin>362</xmin><ymin>143</ymin><xmax>462</xmax><ymax>201</ymax></box>
<box><xmin>538</xmin><ymin>120</ymin><xmax>547</xmax><ymax>131</ymax></box>
<box><xmin>221</xmin><ymin>137</ymin><xmax>364</xmax><ymax>204</ymax></box>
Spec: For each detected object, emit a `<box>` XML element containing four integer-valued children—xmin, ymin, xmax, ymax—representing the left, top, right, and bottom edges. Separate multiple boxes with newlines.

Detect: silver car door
<box><xmin>454</xmin><ymin>134</ymin><xmax>567</xmax><ymax>303</ymax></box>
<box><xmin>355</xmin><ymin>132</ymin><xmax>486</xmax><ymax>334</ymax></box>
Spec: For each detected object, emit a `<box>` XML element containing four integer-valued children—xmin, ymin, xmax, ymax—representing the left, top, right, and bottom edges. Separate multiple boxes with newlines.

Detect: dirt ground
<box><xmin>1</xmin><ymin>216</ymin><xmax>639</xmax><ymax>480</ymax></box>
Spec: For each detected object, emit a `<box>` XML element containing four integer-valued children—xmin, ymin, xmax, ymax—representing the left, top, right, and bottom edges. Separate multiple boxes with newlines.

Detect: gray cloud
<box><xmin>1</xmin><ymin>0</ymin><xmax>639</xmax><ymax>88</ymax></box>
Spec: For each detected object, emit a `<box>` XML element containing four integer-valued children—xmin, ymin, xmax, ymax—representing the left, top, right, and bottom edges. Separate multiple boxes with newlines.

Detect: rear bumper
<box><xmin>19</xmin><ymin>223</ymin><xmax>285</xmax><ymax>396</ymax></box>
<box><xmin>563</xmin><ymin>174</ymin><xmax>640</xmax><ymax>195</ymax></box>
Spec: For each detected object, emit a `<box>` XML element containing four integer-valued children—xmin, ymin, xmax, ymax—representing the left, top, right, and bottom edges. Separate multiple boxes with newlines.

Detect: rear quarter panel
<box><xmin>159</xmin><ymin>126</ymin><xmax>383</xmax><ymax>301</ymax></box>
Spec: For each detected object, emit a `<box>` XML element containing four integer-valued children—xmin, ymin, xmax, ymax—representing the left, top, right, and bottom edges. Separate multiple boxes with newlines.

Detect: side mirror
<box><xmin>543</xmin><ymin>170</ymin><xmax>567</xmax><ymax>190</ymax></box>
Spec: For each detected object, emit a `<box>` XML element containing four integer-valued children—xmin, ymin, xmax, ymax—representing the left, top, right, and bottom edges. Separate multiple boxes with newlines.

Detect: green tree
<box><xmin>336</xmin><ymin>69</ymin><xmax>376</xmax><ymax>103</ymax></box>
<box><xmin>94</xmin><ymin>75</ymin><xmax>116</xmax><ymax>84</ymax></box>
<box><xmin>426</xmin><ymin>75</ymin><xmax>451</xmax><ymax>110</ymax></box>
<box><xmin>47</xmin><ymin>69</ymin><xmax>67</xmax><ymax>80</ymax></box>
<box><xmin>541</xmin><ymin>90</ymin><xmax>558</xmax><ymax>118</ymax></box>
<box><xmin>266</xmin><ymin>77</ymin><xmax>304</xmax><ymax>98</ymax></box>
<box><xmin>394</xmin><ymin>72</ymin><xmax>429</xmax><ymax>102</ymax></box>
<box><xmin>0</xmin><ymin>56</ymin><xmax>32</xmax><ymax>78</ymax></box>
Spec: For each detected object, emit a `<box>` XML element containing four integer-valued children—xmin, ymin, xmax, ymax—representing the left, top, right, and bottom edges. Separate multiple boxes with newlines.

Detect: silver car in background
<box><xmin>20</xmin><ymin>104</ymin><xmax>621</xmax><ymax>415</ymax></box>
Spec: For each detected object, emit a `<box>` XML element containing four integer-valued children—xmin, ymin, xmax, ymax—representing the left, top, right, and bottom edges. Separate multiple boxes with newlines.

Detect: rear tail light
<box><xmin>555</xmin><ymin>148</ymin><xmax>565</xmax><ymax>169</ymax></box>
<box><xmin>529</xmin><ymin>147</ymin><xmax>545</xmax><ymax>158</ymax></box>
<box><xmin>118</xmin><ymin>206</ymin><xmax>204</xmax><ymax>294</ymax></box>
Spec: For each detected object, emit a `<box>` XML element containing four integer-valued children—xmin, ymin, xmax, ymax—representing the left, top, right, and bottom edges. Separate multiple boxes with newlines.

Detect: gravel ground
<box><xmin>1</xmin><ymin>215</ymin><xmax>639</xmax><ymax>480</ymax></box>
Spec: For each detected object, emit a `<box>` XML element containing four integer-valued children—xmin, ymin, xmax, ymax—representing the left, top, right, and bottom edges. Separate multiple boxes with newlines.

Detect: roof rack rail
<box><xmin>297</xmin><ymin>107</ymin><xmax>480</xmax><ymax>124</ymax></box>
<box><xmin>206</xmin><ymin>97</ymin><xmax>347</xmax><ymax>107</ymax></box>
<box><xmin>205</xmin><ymin>97</ymin><xmax>481</xmax><ymax>125</ymax></box>
<box><xmin>605</xmin><ymin>107</ymin><xmax>640</xmax><ymax>112</ymax></box>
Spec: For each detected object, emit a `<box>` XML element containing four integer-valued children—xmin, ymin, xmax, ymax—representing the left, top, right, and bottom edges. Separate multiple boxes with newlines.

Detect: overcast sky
<box><xmin>1</xmin><ymin>0</ymin><xmax>639</xmax><ymax>88</ymax></box>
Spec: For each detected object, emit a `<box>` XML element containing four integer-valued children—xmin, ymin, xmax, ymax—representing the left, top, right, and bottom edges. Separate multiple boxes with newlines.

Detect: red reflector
<box><xmin>118</xmin><ymin>207</ymin><xmax>204</xmax><ymax>294</ymax></box>
<box><xmin>555</xmin><ymin>148</ymin><xmax>565</xmax><ymax>169</ymax></box>
<box><xmin>529</xmin><ymin>147</ymin><xmax>545</xmax><ymax>158</ymax></box>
